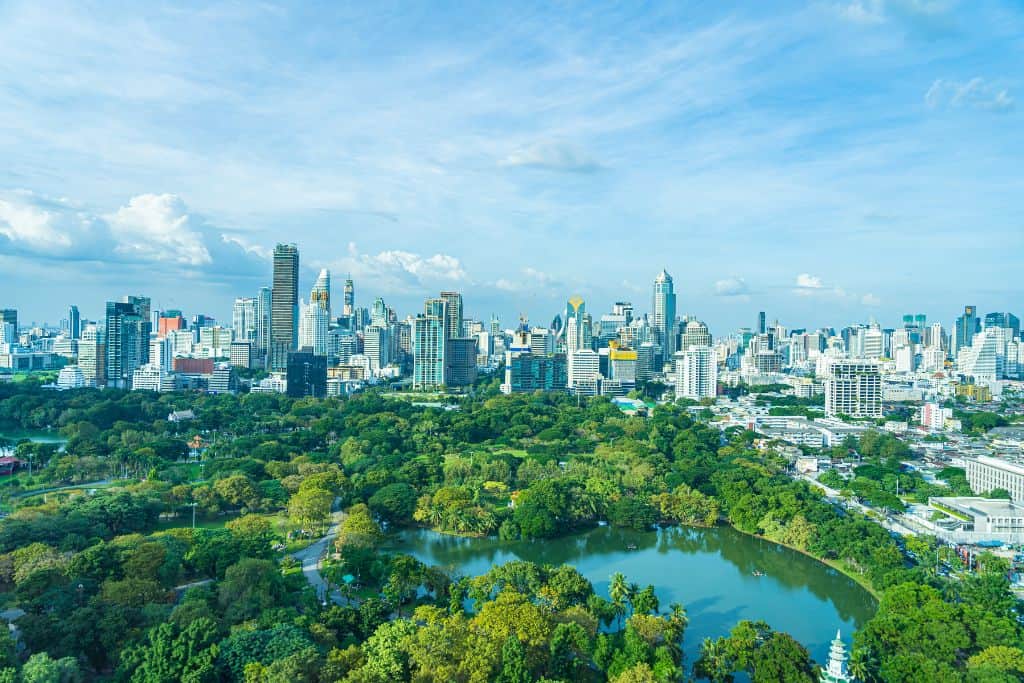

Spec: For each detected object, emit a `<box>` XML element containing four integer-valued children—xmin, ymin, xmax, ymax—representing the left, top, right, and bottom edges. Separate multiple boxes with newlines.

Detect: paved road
<box><xmin>8</xmin><ymin>479</ymin><xmax>113</xmax><ymax>498</ymax></box>
<box><xmin>290</xmin><ymin>509</ymin><xmax>346</xmax><ymax>605</ymax></box>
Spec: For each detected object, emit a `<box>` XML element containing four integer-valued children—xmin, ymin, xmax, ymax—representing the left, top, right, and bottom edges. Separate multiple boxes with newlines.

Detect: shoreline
<box><xmin>409</xmin><ymin>520</ymin><xmax>882</xmax><ymax>603</ymax></box>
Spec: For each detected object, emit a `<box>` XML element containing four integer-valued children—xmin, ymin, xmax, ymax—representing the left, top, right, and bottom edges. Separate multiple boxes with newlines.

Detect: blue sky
<box><xmin>1</xmin><ymin>0</ymin><xmax>1021</xmax><ymax>334</ymax></box>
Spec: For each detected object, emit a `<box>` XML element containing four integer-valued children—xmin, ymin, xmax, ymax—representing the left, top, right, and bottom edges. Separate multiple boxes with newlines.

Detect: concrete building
<box><xmin>929</xmin><ymin>497</ymin><xmax>1024</xmax><ymax>541</ymax></box>
<box><xmin>229</xmin><ymin>341</ymin><xmax>253</xmax><ymax>369</ymax></box>
<box><xmin>822</xmin><ymin>358</ymin><xmax>881</xmax><ymax>418</ymax></box>
<box><xmin>444</xmin><ymin>337</ymin><xmax>477</xmax><ymax>387</ymax></box>
<box><xmin>286</xmin><ymin>349</ymin><xmax>327</xmax><ymax>398</ymax></box>
<box><xmin>413</xmin><ymin>299</ymin><xmax>446</xmax><ymax>390</ymax></box>
<box><xmin>674</xmin><ymin>345</ymin><xmax>717</xmax><ymax>400</ymax></box>
<box><xmin>131</xmin><ymin>364</ymin><xmax>175</xmax><ymax>392</ymax></box>
<box><xmin>270</xmin><ymin>243</ymin><xmax>299</xmax><ymax>371</ymax></box>
<box><xmin>56</xmin><ymin>365</ymin><xmax>86</xmax><ymax>389</ymax></box>
<box><xmin>965</xmin><ymin>456</ymin><xmax>1024</xmax><ymax>503</ymax></box>
<box><xmin>78</xmin><ymin>324</ymin><xmax>105</xmax><ymax>386</ymax></box>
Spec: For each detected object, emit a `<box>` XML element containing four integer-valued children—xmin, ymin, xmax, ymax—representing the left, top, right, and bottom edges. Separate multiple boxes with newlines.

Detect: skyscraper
<box><xmin>68</xmin><ymin>305</ymin><xmax>81</xmax><ymax>340</ymax></box>
<box><xmin>823</xmin><ymin>358</ymin><xmax>882</xmax><ymax>418</ymax></box>
<box><xmin>343</xmin><ymin>277</ymin><xmax>354</xmax><ymax>317</ymax></box>
<box><xmin>255</xmin><ymin>286</ymin><xmax>271</xmax><ymax>357</ymax></box>
<box><xmin>440</xmin><ymin>291</ymin><xmax>464</xmax><ymax>340</ymax></box>
<box><xmin>757</xmin><ymin>311</ymin><xmax>766</xmax><ymax>335</ymax></box>
<box><xmin>955</xmin><ymin>305</ymin><xmax>980</xmax><ymax>354</ymax></box>
<box><xmin>565</xmin><ymin>295</ymin><xmax>590</xmax><ymax>352</ymax></box>
<box><xmin>413</xmin><ymin>298</ymin><xmax>447</xmax><ymax>390</ymax></box>
<box><xmin>232</xmin><ymin>297</ymin><xmax>257</xmax><ymax>343</ymax></box>
<box><xmin>270</xmin><ymin>243</ymin><xmax>299</xmax><ymax>371</ymax></box>
<box><xmin>674</xmin><ymin>345</ymin><xmax>717</xmax><ymax>400</ymax></box>
<box><xmin>78</xmin><ymin>324</ymin><xmax>105</xmax><ymax>386</ymax></box>
<box><xmin>104</xmin><ymin>296</ymin><xmax>150</xmax><ymax>388</ymax></box>
<box><xmin>298</xmin><ymin>300</ymin><xmax>329</xmax><ymax>356</ymax></box>
<box><xmin>652</xmin><ymin>270</ymin><xmax>677</xmax><ymax>358</ymax></box>
<box><xmin>311</xmin><ymin>268</ymin><xmax>331</xmax><ymax>318</ymax></box>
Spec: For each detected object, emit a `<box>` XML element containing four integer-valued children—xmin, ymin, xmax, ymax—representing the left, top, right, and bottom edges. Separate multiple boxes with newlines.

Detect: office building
<box><xmin>568</xmin><ymin>348</ymin><xmax>600</xmax><ymax>395</ymax></box>
<box><xmin>823</xmin><ymin>358</ymin><xmax>881</xmax><ymax>418</ymax></box>
<box><xmin>342</xmin><ymin>278</ymin><xmax>354</xmax><ymax>316</ymax></box>
<box><xmin>363</xmin><ymin>325</ymin><xmax>390</xmax><ymax>373</ymax></box>
<box><xmin>232</xmin><ymin>297</ymin><xmax>258</xmax><ymax>343</ymax></box>
<box><xmin>132</xmin><ymin>364</ymin><xmax>175</xmax><ymax>392</ymax></box>
<box><xmin>674</xmin><ymin>345</ymin><xmax>717</xmax><ymax>400</ymax></box>
<box><xmin>158</xmin><ymin>311</ymin><xmax>186</xmax><ymax>336</ymax></box>
<box><xmin>529</xmin><ymin>327</ymin><xmax>554</xmax><ymax>356</ymax></box>
<box><xmin>985</xmin><ymin>312</ymin><xmax>1021</xmax><ymax>339</ymax></box>
<box><xmin>680</xmin><ymin>319</ymin><xmax>711</xmax><ymax>351</ymax></box>
<box><xmin>208</xmin><ymin>364</ymin><xmax>237</xmax><ymax>394</ymax></box>
<box><xmin>270</xmin><ymin>243</ymin><xmax>299</xmax><ymax>371</ymax></box>
<box><xmin>413</xmin><ymin>298</ymin><xmax>446</xmax><ymax>390</ymax></box>
<box><xmin>78</xmin><ymin>324</ymin><xmax>105</xmax><ymax>386</ymax></box>
<box><xmin>286</xmin><ymin>349</ymin><xmax>327</xmax><ymax>398</ymax></box>
<box><xmin>957</xmin><ymin>328</ymin><xmax>1000</xmax><ymax>382</ymax></box>
<box><xmin>608</xmin><ymin>342</ymin><xmax>637</xmax><ymax>389</ymax></box>
<box><xmin>440</xmin><ymin>291</ymin><xmax>463</xmax><ymax>339</ymax></box>
<box><xmin>298</xmin><ymin>300</ymin><xmax>329</xmax><ymax>356</ymax></box>
<box><xmin>311</xmin><ymin>268</ymin><xmax>331</xmax><ymax>318</ymax></box>
<box><xmin>67</xmin><ymin>305</ymin><xmax>81</xmax><ymax>340</ymax></box>
<box><xmin>955</xmin><ymin>305</ymin><xmax>980</xmax><ymax>354</ymax></box>
<box><xmin>501</xmin><ymin>353</ymin><xmax>568</xmax><ymax>393</ymax></box>
<box><xmin>56</xmin><ymin>365</ymin><xmax>86</xmax><ymax>390</ymax></box>
<box><xmin>255</xmin><ymin>287</ymin><xmax>271</xmax><ymax>357</ymax></box>
<box><xmin>565</xmin><ymin>295</ymin><xmax>591</xmax><ymax>352</ymax></box>
<box><xmin>444</xmin><ymin>337</ymin><xmax>477</xmax><ymax>387</ymax></box>
<box><xmin>229</xmin><ymin>341</ymin><xmax>253</xmax><ymax>369</ymax></box>
<box><xmin>0</xmin><ymin>310</ymin><xmax>17</xmax><ymax>342</ymax></box>
<box><xmin>965</xmin><ymin>456</ymin><xmax>1024</xmax><ymax>504</ymax></box>
<box><xmin>652</xmin><ymin>270</ymin><xmax>677</xmax><ymax>357</ymax></box>
<box><xmin>104</xmin><ymin>296</ymin><xmax>150</xmax><ymax>388</ymax></box>
<box><xmin>149</xmin><ymin>336</ymin><xmax>173</xmax><ymax>372</ymax></box>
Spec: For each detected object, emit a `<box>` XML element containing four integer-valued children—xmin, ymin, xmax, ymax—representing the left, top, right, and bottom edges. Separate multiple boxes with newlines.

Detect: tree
<box><xmin>214</xmin><ymin>475</ymin><xmax>260</xmax><ymax>511</ymax></box>
<box><xmin>225</xmin><ymin>515</ymin><xmax>280</xmax><ymax>558</ymax></box>
<box><xmin>129</xmin><ymin>617</ymin><xmax>221</xmax><ymax>683</ymax></box>
<box><xmin>496</xmin><ymin>635</ymin><xmax>530</xmax><ymax>683</ymax></box>
<box><xmin>21</xmin><ymin>652</ymin><xmax>82</xmax><ymax>683</ymax></box>
<box><xmin>218</xmin><ymin>558</ymin><xmax>286</xmax><ymax>623</ymax></box>
<box><xmin>609</xmin><ymin>572</ymin><xmax>629</xmax><ymax>628</ymax></box>
<box><xmin>368</xmin><ymin>483</ymin><xmax>418</xmax><ymax>525</ymax></box>
<box><xmin>610</xmin><ymin>662</ymin><xmax>657</xmax><ymax>683</ymax></box>
<box><xmin>336</xmin><ymin>503</ymin><xmax>382</xmax><ymax>551</ymax></box>
<box><xmin>287</xmin><ymin>487</ymin><xmax>332</xmax><ymax>534</ymax></box>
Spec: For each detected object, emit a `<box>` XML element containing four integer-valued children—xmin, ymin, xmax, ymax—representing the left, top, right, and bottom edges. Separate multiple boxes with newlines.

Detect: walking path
<box><xmin>290</xmin><ymin>509</ymin><xmax>347</xmax><ymax>605</ymax></box>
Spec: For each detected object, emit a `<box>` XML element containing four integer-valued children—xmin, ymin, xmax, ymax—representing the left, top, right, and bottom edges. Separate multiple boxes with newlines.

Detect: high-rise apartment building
<box><xmin>298</xmin><ymin>300</ymin><xmax>329</xmax><ymax>356</ymax></box>
<box><xmin>823</xmin><ymin>358</ymin><xmax>882</xmax><ymax>418</ymax></box>
<box><xmin>78</xmin><ymin>324</ymin><xmax>105</xmax><ymax>386</ymax></box>
<box><xmin>674</xmin><ymin>345</ymin><xmax>717</xmax><ymax>400</ymax></box>
<box><xmin>413</xmin><ymin>298</ymin><xmax>447</xmax><ymax>390</ymax></box>
<box><xmin>363</xmin><ymin>325</ymin><xmax>390</xmax><ymax>373</ymax></box>
<box><xmin>104</xmin><ymin>296</ymin><xmax>150</xmax><ymax>388</ymax></box>
<box><xmin>232</xmin><ymin>297</ymin><xmax>257</xmax><ymax>343</ymax></box>
<box><xmin>440</xmin><ymin>291</ymin><xmax>464</xmax><ymax>340</ymax></box>
<box><xmin>652</xmin><ymin>270</ymin><xmax>677</xmax><ymax>358</ymax></box>
<box><xmin>270</xmin><ymin>243</ymin><xmax>299</xmax><ymax>371</ymax></box>
<box><xmin>255</xmin><ymin>287</ymin><xmax>271</xmax><ymax>357</ymax></box>
<box><xmin>0</xmin><ymin>310</ymin><xmax>17</xmax><ymax>342</ymax></box>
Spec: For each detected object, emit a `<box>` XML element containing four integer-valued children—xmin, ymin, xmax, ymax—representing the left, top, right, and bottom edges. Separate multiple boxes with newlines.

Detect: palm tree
<box><xmin>609</xmin><ymin>572</ymin><xmax>628</xmax><ymax>629</ymax></box>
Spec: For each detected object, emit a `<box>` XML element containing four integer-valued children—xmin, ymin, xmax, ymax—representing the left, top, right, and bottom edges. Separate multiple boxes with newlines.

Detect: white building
<box><xmin>893</xmin><ymin>345</ymin><xmax>915</xmax><ymax>373</ymax></box>
<box><xmin>568</xmin><ymin>348</ymin><xmax>600</xmax><ymax>395</ymax></box>
<box><xmin>822</xmin><ymin>358</ymin><xmax>881</xmax><ymax>418</ymax></box>
<box><xmin>56</xmin><ymin>365</ymin><xmax>86</xmax><ymax>389</ymax></box>
<box><xmin>131</xmin><ymin>364</ymin><xmax>175</xmax><ymax>392</ymax></box>
<box><xmin>920</xmin><ymin>402</ymin><xmax>953</xmax><ymax>431</ymax></box>
<box><xmin>149</xmin><ymin>336</ymin><xmax>173</xmax><ymax>372</ymax></box>
<box><xmin>363</xmin><ymin>325</ymin><xmax>390</xmax><ymax>373</ymax></box>
<box><xmin>78</xmin><ymin>324</ymin><xmax>105</xmax><ymax>386</ymax></box>
<box><xmin>298</xmin><ymin>300</ymin><xmax>329</xmax><ymax>356</ymax></box>
<box><xmin>168</xmin><ymin>329</ymin><xmax>195</xmax><ymax>357</ymax></box>
<box><xmin>958</xmin><ymin>327</ymin><xmax>1000</xmax><ymax>382</ymax></box>
<box><xmin>232</xmin><ymin>297</ymin><xmax>258</xmax><ymax>343</ymax></box>
<box><xmin>965</xmin><ymin>456</ymin><xmax>1024</xmax><ymax>503</ymax></box>
<box><xmin>674</xmin><ymin>345</ymin><xmax>717</xmax><ymax>400</ymax></box>
<box><xmin>921</xmin><ymin>346</ymin><xmax>946</xmax><ymax>372</ymax></box>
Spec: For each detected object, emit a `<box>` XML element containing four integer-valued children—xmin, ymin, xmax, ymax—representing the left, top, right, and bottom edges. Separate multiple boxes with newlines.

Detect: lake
<box><xmin>387</xmin><ymin>524</ymin><xmax>876</xmax><ymax>667</ymax></box>
<box><xmin>0</xmin><ymin>430</ymin><xmax>68</xmax><ymax>445</ymax></box>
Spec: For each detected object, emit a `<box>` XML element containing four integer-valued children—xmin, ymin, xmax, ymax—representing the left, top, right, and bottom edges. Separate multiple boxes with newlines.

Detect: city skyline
<box><xmin>1</xmin><ymin>2</ymin><xmax>1022</xmax><ymax>330</ymax></box>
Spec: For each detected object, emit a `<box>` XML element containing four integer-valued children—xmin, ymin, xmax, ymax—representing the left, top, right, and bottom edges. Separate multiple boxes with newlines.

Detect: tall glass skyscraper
<box><xmin>270</xmin><ymin>243</ymin><xmax>299</xmax><ymax>371</ymax></box>
<box><xmin>652</xmin><ymin>270</ymin><xmax>677</xmax><ymax>358</ymax></box>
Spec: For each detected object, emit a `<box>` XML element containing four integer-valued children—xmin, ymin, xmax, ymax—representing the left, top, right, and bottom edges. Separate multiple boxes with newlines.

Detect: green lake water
<box><xmin>388</xmin><ymin>524</ymin><xmax>876</xmax><ymax>667</ymax></box>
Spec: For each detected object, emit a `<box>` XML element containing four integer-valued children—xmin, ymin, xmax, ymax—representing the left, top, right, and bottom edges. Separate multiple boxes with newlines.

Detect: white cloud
<box><xmin>107</xmin><ymin>194</ymin><xmax>211</xmax><ymax>266</ymax></box>
<box><xmin>925</xmin><ymin>78</ymin><xmax>1014</xmax><ymax>112</ymax></box>
<box><xmin>501</xmin><ymin>141</ymin><xmax>601</xmax><ymax>173</ymax></box>
<box><xmin>834</xmin><ymin>0</ymin><xmax>954</xmax><ymax>24</ymax></box>
<box><xmin>714</xmin><ymin>276</ymin><xmax>750</xmax><ymax>297</ymax></box>
<box><xmin>0</xmin><ymin>189</ymin><xmax>267</xmax><ymax>279</ymax></box>
<box><xmin>795</xmin><ymin>273</ymin><xmax>824</xmax><ymax>289</ymax></box>
<box><xmin>861</xmin><ymin>293</ymin><xmax>882</xmax><ymax>306</ymax></box>
<box><xmin>326</xmin><ymin>242</ymin><xmax>468</xmax><ymax>294</ymax></box>
<box><xmin>835</xmin><ymin>1</ymin><xmax>886</xmax><ymax>24</ymax></box>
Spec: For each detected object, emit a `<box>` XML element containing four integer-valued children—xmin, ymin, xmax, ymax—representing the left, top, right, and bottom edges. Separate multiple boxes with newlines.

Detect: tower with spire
<box><xmin>819</xmin><ymin>630</ymin><xmax>855</xmax><ymax>683</ymax></box>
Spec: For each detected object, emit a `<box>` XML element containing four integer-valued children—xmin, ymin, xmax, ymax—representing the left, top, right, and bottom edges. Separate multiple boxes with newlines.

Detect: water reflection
<box><xmin>387</xmin><ymin>524</ymin><xmax>876</xmax><ymax>665</ymax></box>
